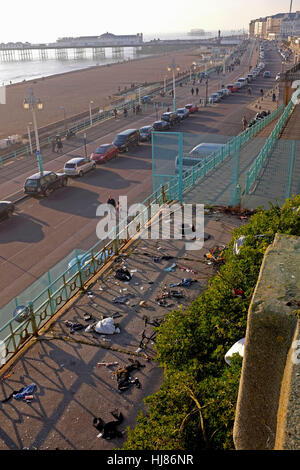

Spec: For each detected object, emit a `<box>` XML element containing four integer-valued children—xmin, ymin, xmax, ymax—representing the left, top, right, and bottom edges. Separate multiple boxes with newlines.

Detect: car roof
<box><xmin>153</xmin><ymin>121</ymin><xmax>163</xmax><ymax>124</ymax></box>
<box><xmin>177</xmin><ymin>108</ymin><xmax>186</xmax><ymax>111</ymax></box>
<box><xmin>95</xmin><ymin>143</ymin><xmax>111</xmax><ymax>148</ymax></box>
<box><xmin>116</xmin><ymin>128</ymin><xmax>137</xmax><ymax>136</ymax></box>
<box><xmin>66</xmin><ymin>157</ymin><xmax>86</xmax><ymax>164</ymax></box>
<box><xmin>0</xmin><ymin>200</ymin><xmax>12</xmax><ymax>204</ymax></box>
<box><xmin>140</xmin><ymin>126</ymin><xmax>152</xmax><ymax>130</ymax></box>
<box><xmin>191</xmin><ymin>143</ymin><xmax>225</xmax><ymax>152</ymax></box>
<box><xmin>26</xmin><ymin>171</ymin><xmax>53</xmax><ymax>179</ymax></box>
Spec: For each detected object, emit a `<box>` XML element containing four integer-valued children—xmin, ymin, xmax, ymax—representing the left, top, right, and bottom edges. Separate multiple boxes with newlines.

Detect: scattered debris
<box><xmin>164</xmin><ymin>263</ymin><xmax>177</xmax><ymax>272</ymax></box>
<box><xmin>1</xmin><ymin>383</ymin><xmax>37</xmax><ymax>403</ymax></box>
<box><xmin>112</xmin><ymin>294</ymin><xmax>135</xmax><ymax>304</ymax></box>
<box><xmin>169</xmin><ymin>279</ymin><xmax>197</xmax><ymax>288</ymax></box>
<box><xmin>93</xmin><ymin>409</ymin><xmax>124</xmax><ymax>439</ymax></box>
<box><xmin>205</xmin><ymin>246</ymin><xmax>226</xmax><ymax>265</ymax></box>
<box><xmin>97</xmin><ymin>362</ymin><xmax>119</xmax><ymax>368</ymax></box>
<box><xmin>94</xmin><ymin>317</ymin><xmax>120</xmax><ymax>335</ymax></box>
<box><xmin>115</xmin><ymin>267</ymin><xmax>132</xmax><ymax>282</ymax></box>
<box><xmin>233</xmin><ymin>236</ymin><xmax>245</xmax><ymax>255</ymax></box>
<box><xmin>64</xmin><ymin>321</ymin><xmax>85</xmax><ymax>334</ymax></box>
<box><xmin>112</xmin><ymin>359</ymin><xmax>145</xmax><ymax>392</ymax></box>
<box><xmin>232</xmin><ymin>288</ymin><xmax>245</xmax><ymax>298</ymax></box>
<box><xmin>179</xmin><ymin>265</ymin><xmax>198</xmax><ymax>274</ymax></box>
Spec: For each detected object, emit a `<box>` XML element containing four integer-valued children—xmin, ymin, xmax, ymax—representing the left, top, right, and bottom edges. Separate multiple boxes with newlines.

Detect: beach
<box><xmin>0</xmin><ymin>48</ymin><xmax>202</xmax><ymax>139</ymax></box>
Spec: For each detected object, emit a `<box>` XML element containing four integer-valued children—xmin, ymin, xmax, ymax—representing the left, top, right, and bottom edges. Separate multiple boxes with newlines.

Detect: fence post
<box><xmin>29</xmin><ymin>302</ymin><xmax>38</xmax><ymax>337</ymax></box>
<box><xmin>178</xmin><ymin>133</ymin><xmax>183</xmax><ymax>205</ymax></box>
<box><xmin>285</xmin><ymin>140</ymin><xmax>295</xmax><ymax>199</ymax></box>
<box><xmin>75</xmin><ymin>249</ymin><xmax>84</xmax><ymax>290</ymax></box>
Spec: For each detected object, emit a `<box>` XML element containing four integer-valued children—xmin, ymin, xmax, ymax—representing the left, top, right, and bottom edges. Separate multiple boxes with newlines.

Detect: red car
<box><xmin>185</xmin><ymin>103</ymin><xmax>199</xmax><ymax>113</ymax></box>
<box><xmin>91</xmin><ymin>144</ymin><xmax>118</xmax><ymax>163</ymax></box>
<box><xmin>227</xmin><ymin>84</ymin><xmax>238</xmax><ymax>93</ymax></box>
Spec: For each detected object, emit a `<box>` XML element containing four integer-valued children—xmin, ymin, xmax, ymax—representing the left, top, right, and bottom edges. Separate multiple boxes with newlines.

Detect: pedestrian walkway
<box><xmin>242</xmin><ymin>105</ymin><xmax>300</xmax><ymax>209</ymax></box>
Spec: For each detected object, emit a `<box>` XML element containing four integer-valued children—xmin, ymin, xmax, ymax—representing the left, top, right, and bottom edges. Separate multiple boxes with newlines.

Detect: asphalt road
<box><xmin>0</xmin><ymin>41</ymin><xmax>283</xmax><ymax>309</ymax></box>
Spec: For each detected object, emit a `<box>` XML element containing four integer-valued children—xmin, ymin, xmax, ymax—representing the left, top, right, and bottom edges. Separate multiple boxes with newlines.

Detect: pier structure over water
<box><xmin>0</xmin><ymin>34</ymin><xmax>245</xmax><ymax>62</ymax></box>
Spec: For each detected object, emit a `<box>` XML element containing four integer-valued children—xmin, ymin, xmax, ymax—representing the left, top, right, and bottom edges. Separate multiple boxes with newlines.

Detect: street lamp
<box><xmin>60</xmin><ymin>106</ymin><xmax>66</xmax><ymax>130</ymax></box>
<box><xmin>167</xmin><ymin>58</ymin><xmax>180</xmax><ymax>112</ymax></box>
<box><xmin>89</xmin><ymin>100</ymin><xmax>94</xmax><ymax>126</ymax></box>
<box><xmin>27</xmin><ymin>121</ymin><xmax>33</xmax><ymax>155</ymax></box>
<box><xmin>23</xmin><ymin>87</ymin><xmax>43</xmax><ymax>173</ymax></box>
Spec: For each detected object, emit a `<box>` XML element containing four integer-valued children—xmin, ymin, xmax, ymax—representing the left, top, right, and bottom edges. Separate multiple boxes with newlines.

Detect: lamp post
<box><xmin>60</xmin><ymin>106</ymin><xmax>66</xmax><ymax>130</ymax></box>
<box><xmin>167</xmin><ymin>58</ymin><xmax>180</xmax><ymax>112</ymax></box>
<box><xmin>23</xmin><ymin>87</ymin><xmax>43</xmax><ymax>173</ymax></box>
<box><xmin>89</xmin><ymin>100</ymin><xmax>94</xmax><ymax>126</ymax></box>
<box><xmin>27</xmin><ymin>121</ymin><xmax>33</xmax><ymax>155</ymax></box>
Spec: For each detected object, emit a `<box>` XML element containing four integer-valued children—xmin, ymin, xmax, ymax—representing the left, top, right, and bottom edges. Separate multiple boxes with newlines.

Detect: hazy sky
<box><xmin>2</xmin><ymin>0</ymin><xmax>299</xmax><ymax>43</ymax></box>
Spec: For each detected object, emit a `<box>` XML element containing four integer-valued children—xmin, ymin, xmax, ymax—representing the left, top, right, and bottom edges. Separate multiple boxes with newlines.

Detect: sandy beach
<box><xmin>0</xmin><ymin>48</ymin><xmax>203</xmax><ymax>139</ymax></box>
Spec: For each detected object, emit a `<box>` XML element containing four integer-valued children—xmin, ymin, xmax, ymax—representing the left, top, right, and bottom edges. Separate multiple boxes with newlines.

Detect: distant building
<box><xmin>56</xmin><ymin>33</ymin><xmax>143</xmax><ymax>47</ymax></box>
<box><xmin>248</xmin><ymin>12</ymin><xmax>300</xmax><ymax>40</ymax></box>
<box><xmin>281</xmin><ymin>12</ymin><xmax>300</xmax><ymax>37</ymax></box>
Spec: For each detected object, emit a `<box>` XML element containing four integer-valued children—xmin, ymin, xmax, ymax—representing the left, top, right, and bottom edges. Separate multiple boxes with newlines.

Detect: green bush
<box><xmin>122</xmin><ymin>196</ymin><xmax>300</xmax><ymax>450</ymax></box>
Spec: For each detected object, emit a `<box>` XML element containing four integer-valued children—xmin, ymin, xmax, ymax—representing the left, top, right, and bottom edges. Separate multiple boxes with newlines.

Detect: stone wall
<box><xmin>233</xmin><ymin>233</ymin><xmax>300</xmax><ymax>450</ymax></box>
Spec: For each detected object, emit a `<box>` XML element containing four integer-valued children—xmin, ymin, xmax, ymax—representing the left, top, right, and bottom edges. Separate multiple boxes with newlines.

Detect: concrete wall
<box><xmin>233</xmin><ymin>233</ymin><xmax>300</xmax><ymax>450</ymax></box>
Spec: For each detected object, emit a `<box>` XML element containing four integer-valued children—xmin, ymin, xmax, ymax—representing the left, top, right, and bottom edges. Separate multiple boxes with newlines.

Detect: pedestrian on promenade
<box><xmin>260</xmin><ymin>88</ymin><xmax>264</xmax><ymax>97</ymax></box>
<box><xmin>123</xmin><ymin>107</ymin><xmax>128</xmax><ymax>118</ymax></box>
<box><xmin>191</xmin><ymin>88</ymin><xmax>194</xmax><ymax>96</ymax></box>
<box><xmin>133</xmin><ymin>105</ymin><xmax>136</xmax><ymax>114</ymax></box>
<box><xmin>56</xmin><ymin>136</ymin><xmax>63</xmax><ymax>154</ymax></box>
<box><xmin>272</xmin><ymin>93</ymin><xmax>276</xmax><ymax>102</ymax></box>
<box><xmin>242</xmin><ymin>116</ymin><xmax>248</xmax><ymax>131</ymax></box>
<box><xmin>113</xmin><ymin>108</ymin><xmax>118</xmax><ymax>119</ymax></box>
<box><xmin>248</xmin><ymin>87</ymin><xmax>252</xmax><ymax>95</ymax></box>
<box><xmin>196</xmin><ymin>87</ymin><xmax>199</xmax><ymax>96</ymax></box>
<box><xmin>51</xmin><ymin>137</ymin><xmax>56</xmax><ymax>153</ymax></box>
<box><xmin>107</xmin><ymin>195</ymin><xmax>119</xmax><ymax>221</ymax></box>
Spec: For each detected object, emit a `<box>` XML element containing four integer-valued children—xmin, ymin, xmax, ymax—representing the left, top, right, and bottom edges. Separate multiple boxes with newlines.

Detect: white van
<box><xmin>175</xmin><ymin>143</ymin><xmax>225</xmax><ymax>174</ymax></box>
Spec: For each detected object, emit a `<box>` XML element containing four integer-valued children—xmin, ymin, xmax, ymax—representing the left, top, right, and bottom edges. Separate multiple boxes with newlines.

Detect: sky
<box><xmin>1</xmin><ymin>0</ymin><xmax>300</xmax><ymax>43</ymax></box>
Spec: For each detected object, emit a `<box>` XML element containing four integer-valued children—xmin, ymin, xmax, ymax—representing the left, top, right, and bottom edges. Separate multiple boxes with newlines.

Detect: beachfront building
<box><xmin>254</xmin><ymin>18</ymin><xmax>267</xmax><ymax>38</ymax></box>
<box><xmin>55</xmin><ymin>33</ymin><xmax>143</xmax><ymax>47</ymax></box>
<box><xmin>280</xmin><ymin>12</ymin><xmax>300</xmax><ymax>37</ymax></box>
<box><xmin>266</xmin><ymin>13</ymin><xmax>286</xmax><ymax>39</ymax></box>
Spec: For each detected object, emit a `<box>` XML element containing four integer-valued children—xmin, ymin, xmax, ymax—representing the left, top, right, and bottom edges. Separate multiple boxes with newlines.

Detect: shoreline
<box><xmin>0</xmin><ymin>47</ymin><xmax>203</xmax><ymax>139</ymax></box>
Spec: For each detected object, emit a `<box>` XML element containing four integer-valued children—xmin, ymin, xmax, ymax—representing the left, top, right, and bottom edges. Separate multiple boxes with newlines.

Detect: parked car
<box><xmin>237</xmin><ymin>78</ymin><xmax>247</xmax><ymax>87</ymax></box>
<box><xmin>220</xmin><ymin>88</ymin><xmax>230</xmax><ymax>96</ymax></box>
<box><xmin>64</xmin><ymin>157</ymin><xmax>96</xmax><ymax>176</ymax></box>
<box><xmin>227</xmin><ymin>84</ymin><xmax>238</xmax><ymax>93</ymax></box>
<box><xmin>247</xmin><ymin>74</ymin><xmax>254</xmax><ymax>82</ymax></box>
<box><xmin>139</xmin><ymin>126</ymin><xmax>154</xmax><ymax>142</ymax></box>
<box><xmin>216</xmin><ymin>90</ymin><xmax>225</xmax><ymax>99</ymax></box>
<box><xmin>176</xmin><ymin>108</ymin><xmax>190</xmax><ymax>119</ymax></box>
<box><xmin>24</xmin><ymin>171</ymin><xmax>68</xmax><ymax>197</ymax></box>
<box><xmin>263</xmin><ymin>71</ymin><xmax>271</xmax><ymax>78</ymax></box>
<box><xmin>234</xmin><ymin>82</ymin><xmax>242</xmax><ymax>89</ymax></box>
<box><xmin>185</xmin><ymin>103</ymin><xmax>199</xmax><ymax>113</ymax></box>
<box><xmin>90</xmin><ymin>144</ymin><xmax>118</xmax><ymax>163</ymax></box>
<box><xmin>152</xmin><ymin>120</ymin><xmax>170</xmax><ymax>131</ymax></box>
<box><xmin>209</xmin><ymin>93</ymin><xmax>221</xmax><ymax>103</ymax></box>
<box><xmin>0</xmin><ymin>201</ymin><xmax>14</xmax><ymax>221</ymax></box>
<box><xmin>112</xmin><ymin>128</ymin><xmax>140</xmax><ymax>152</ymax></box>
<box><xmin>161</xmin><ymin>111</ymin><xmax>180</xmax><ymax>126</ymax></box>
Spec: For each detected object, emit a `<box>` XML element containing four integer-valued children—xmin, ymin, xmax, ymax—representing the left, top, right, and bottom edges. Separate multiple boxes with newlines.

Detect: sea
<box><xmin>0</xmin><ymin>31</ymin><xmax>240</xmax><ymax>85</ymax></box>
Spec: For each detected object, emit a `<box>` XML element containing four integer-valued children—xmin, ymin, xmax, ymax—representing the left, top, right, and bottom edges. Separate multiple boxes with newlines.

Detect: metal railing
<box><xmin>245</xmin><ymin>100</ymin><xmax>294</xmax><ymax>194</ymax></box>
<box><xmin>179</xmin><ymin>104</ymin><xmax>284</xmax><ymax>193</ymax></box>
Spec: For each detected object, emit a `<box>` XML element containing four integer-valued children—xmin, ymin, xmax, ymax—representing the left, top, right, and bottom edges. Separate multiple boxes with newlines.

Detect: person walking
<box><xmin>107</xmin><ymin>195</ymin><xmax>119</xmax><ymax>221</ymax></box>
<box><xmin>123</xmin><ymin>107</ymin><xmax>128</xmax><ymax>118</ymax></box>
<box><xmin>260</xmin><ymin>88</ymin><xmax>264</xmax><ymax>97</ymax></box>
<box><xmin>272</xmin><ymin>92</ymin><xmax>276</xmax><ymax>102</ymax></box>
<box><xmin>51</xmin><ymin>137</ymin><xmax>56</xmax><ymax>153</ymax></box>
<box><xmin>242</xmin><ymin>116</ymin><xmax>248</xmax><ymax>131</ymax></box>
<box><xmin>113</xmin><ymin>108</ymin><xmax>118</xmax><ymax>119</ymax></box>
<box><xmin>56</xmin><ymin>138</ymin><xmax>63</xmax><ymax>154</ymax></box>
<box><xmin>196</xmin><ymin>87</ymin><xmax>199</xmax><ymax>96</ymax></box>
<box><xmin>191</xmin><ymin>87</ymin><xmax>194</xmax><ymax>96</ymax></box>
<box><xmin>248</xmin><ymin>87</ymin><xmax>252</xmax><ymax>95</ymax></box>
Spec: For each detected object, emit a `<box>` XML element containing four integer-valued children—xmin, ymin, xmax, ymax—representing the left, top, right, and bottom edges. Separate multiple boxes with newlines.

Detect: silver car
<box><xmin>64</xmin><ymin>157</ymin><xmax>96</xmax><ymax>177</ymax></box>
